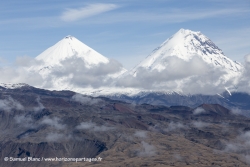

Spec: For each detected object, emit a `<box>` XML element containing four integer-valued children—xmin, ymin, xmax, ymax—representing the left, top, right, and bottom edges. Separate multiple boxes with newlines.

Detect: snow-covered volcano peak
<box><xmin>28</xmin><ymin>35</ymin><xmax>127</xmax><ymax>92</ymax></box>
<box><xmin>132</xmin><ymin>28</ymin><xmax>242</xmax><ymax>73</ymax></box>
<box><xmin>177</xmin><ymin>28</ymin><xmax>201</xmax><ymax>35</ymax></box>
<box><xmin>64</xmin><ymin>35</ymin><xmax>74</xmax><ymax>39</ymax></box>
<box><xmin>160</xmin><ymin>28</ymin><xmax>224</xmax><ymax>58</ymax></box>
<box><xmin>35</xmin><ymin>36</ymin><xmax>109</xmax><ymax>67</ymax></box>
<box><xmin>176</xmin><ymin>28</ymin><xmax>194</xmax><ymax>35</ymax></box>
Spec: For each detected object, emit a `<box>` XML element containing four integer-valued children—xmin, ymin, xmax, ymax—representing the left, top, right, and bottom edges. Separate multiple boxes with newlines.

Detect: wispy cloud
<box><xmin>71</xmin><ymin>94</ymin><xmax>102</xmax><ymax>105</ymax></box>
<box><xmin>193</xmin><ymin>107</ymin><xmax>206</xmax><ymax>115</ymax></box>
<box><xmin>60</xmin><ymin>3</ymin><xmax>118</xmax><ymax>22</ymax></box>
<box><xmin>137</xmin><ymin>141</ymin><xmax>156</xmax><ymax>157</ymax></box>
<box><xmin>192</xmin><ymin>121</ymin><xmax>210</xmax><ymax>129</ymax></box>
<box><xmin>76</xmin><ymin>122</ymin><xmax>114</xmax><ymax>132</ymax></box>
<box><xmin>82</xmin><ymin>8</ymin><xmax>250</xmax><ymax>24</ymax></box>
<box><xmin>230</xmin><ymin>108</ymin><xmax>243</xmax><ymax>115</ymax></box>
<box><xmin>33</xmin><ymin>96</ymin><xmax>45</xmax><ymax>112</ymax></box>
<box><xmin>0</xmin><ymin>96</ymin><xmax>24</xmax><ymax>112</ymax></box>
<box><xmin>40</xmin><ymin>117</ymin><xmax>66</xmax><ymax>130</ymax></box>
<box><xmin>46</xmin><ymin>132</ymin><xmax>71</xmax><ymax>142</ymax></box>
<box><xmin>134</xmin><ymin>130</ymin><xmax>147</xmax><ymax>138</ymax></box>
<box><xmin>224</xmin><ymin>131</ymin><xmax>250</xmax><ymax>164</ymax></box>
<box><xmin>14</xmin><ymin>115</ymin><xmax>34</xmax><ymax>127</ymax></box>
<box><xmin>0</xmin><ymin>5</ymin><xmax>248</xmax><ymax>30</ymax></box>
<box><xmin>165</xmin><ymin>122</ymin><xmax>185</xmax><ymax>132</ymax></box>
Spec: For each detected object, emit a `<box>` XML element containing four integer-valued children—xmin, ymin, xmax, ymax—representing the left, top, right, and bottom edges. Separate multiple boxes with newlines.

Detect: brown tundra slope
<box><xmin>0</xmin><ymin>85</ymin><xmax>250</xmax><ymax>167</ymax></box>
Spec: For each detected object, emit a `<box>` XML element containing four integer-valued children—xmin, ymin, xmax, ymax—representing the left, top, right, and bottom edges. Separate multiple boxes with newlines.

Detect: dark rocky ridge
<box><xmin>105</xmin><ymin>91</ymin><xmax>250</xmax><ymax>116</ymax></box>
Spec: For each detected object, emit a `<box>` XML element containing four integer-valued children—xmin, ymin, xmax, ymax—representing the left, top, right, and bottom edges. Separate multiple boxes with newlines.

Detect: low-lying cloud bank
<box><xmin>116</xmin><ymin>56</ymin><xmax>241</xmax><ymax>94</ymax></box>
<box><xmin>0</xmin><ymin>57</ymin><xmax>44</xmax><ymax>86</ymax></box>
<box><xmin>0</xmin><ymin>56</ymin><xmax>124</xmax><ymax>90</ymax></box>
<box><xmin>47</xmin><ymin>57</ymin><xmax>124</xmax><ymax>88</ymax></box>
<box><xmin>1</xmin><ymin>54</ymin><xmax>250</xmax><ymax>95</ymax></box>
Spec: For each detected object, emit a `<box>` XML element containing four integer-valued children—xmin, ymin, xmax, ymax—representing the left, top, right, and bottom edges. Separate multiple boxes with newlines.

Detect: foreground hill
<box><xmin>0</xmin><ymin>85</ymin><xmax>250</xmax><ymax>166</ymax></box>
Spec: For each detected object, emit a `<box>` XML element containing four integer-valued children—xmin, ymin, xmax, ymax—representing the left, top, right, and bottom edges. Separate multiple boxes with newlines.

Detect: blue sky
<box><xmin>0</xmin><ymin>0</ymin><xmax>249</xmax><ymax>69</ymax></box>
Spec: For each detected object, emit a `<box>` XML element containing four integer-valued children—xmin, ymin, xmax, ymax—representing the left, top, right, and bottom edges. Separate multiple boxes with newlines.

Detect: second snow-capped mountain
<box><xmin>131</xmin><ymin>29</ymin><xmax>242</xmax><ymax>75</ymax></box>
<box><xmin>113</xmin><ymin>29</ymin><xmax>243</xmax><ymax>95</ymax></box>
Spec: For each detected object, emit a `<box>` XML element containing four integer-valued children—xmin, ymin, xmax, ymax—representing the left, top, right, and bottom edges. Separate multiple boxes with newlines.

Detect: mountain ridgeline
<box><xmin>22</xmin><ymin>28</ymin><xmax>244</xmax><ymax>96</ymax></box>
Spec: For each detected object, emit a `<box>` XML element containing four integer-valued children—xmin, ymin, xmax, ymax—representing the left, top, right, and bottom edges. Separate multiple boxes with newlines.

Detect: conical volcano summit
<box><xmin>132</xmin><ymin>29</ymin><xmax>242</xmax><ymax>75</ymax></box>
